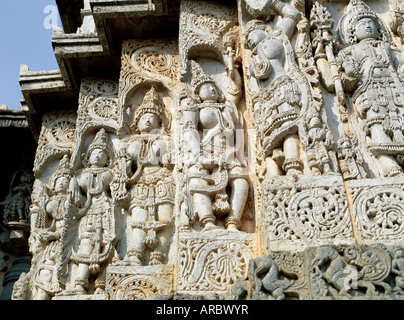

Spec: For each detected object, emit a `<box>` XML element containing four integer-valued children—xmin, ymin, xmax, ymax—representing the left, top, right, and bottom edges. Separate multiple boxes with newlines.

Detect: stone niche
<box><xmin>10</xmin><ymin>0</ymin><xmax>404</xmax><ymax>300</ymax></box>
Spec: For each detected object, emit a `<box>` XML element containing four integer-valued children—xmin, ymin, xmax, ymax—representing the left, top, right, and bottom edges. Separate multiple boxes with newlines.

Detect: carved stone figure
<box><xmin>11</xmin><ymin>0</ymin><xmax>404</xmax><ymax>302</ymax></box>
<box><xmin>249</xmin><ymin>256</ymin><xmax>294</xmax><ymax>300</ymax></box>
<box><xmin>305</xmin><ymin>113</ymin><xmax>334</xmax><ymax>175</ymax></box>
<box><xmin>230</xmin><ymin>251</ymin><xmax>307</xmax><ymax>300</ymax></box>
<box><xmin>3</xmin><ymin>169</ymin><xmax>34</xmax><ymax>225</ymax></box>
<box><xmin>392</xmin><ymin>247</ymin><xmax>404</xmax><ymax>293</ymax></box>
<box><xmin>310</xmin><ymin>245</ymin><xmax>393</xmax><ymax>297</ymax></box>
<box><xmin>124</xmin><ymin>86</ymin><xmax>175</xmax><ymax>266</ymax></box>
<box><xmin>30</xmin><ymin>155</ymin><xmax>76</xmax><ymax>299</ymax></box>
<box><xmin>337</xmin><ymin>134</ymin><xmax>367</xmax><ymax>180</ymax></box>
<box><xmin>335</xmin><ymin>0</ymin><xmax>404</xmax><ymax>177</ymax></box>
<box><xmin>245</xmin><ymin>0</ymin><xmax>305</xmax><ymax>177</ymax></box>
<box><xmin>66</xmin><ymin>128</ymin><xmax>117</xmax><ymax>295</ymax></box>
<box><xmin>390</xmin><ymin>0</ymin><xmax>404</xmax><ymax>42</ymax></box>
<box><xmin>180</xmin><ymin>60</ymin><xmax>249</xmax><ymax>232</ymax></box>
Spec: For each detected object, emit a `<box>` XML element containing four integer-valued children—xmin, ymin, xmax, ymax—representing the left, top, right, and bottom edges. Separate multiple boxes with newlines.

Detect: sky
<box><xmin>0</xmin><ymin>1</ymin><xmax>62</xmax><ymax>110</ymax></box>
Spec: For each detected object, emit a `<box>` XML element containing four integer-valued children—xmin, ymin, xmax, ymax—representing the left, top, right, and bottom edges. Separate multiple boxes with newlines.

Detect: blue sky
<box><xmin>0</xmin><ymin>1</ymin><xmax>61</xmax><ymax>110</ymax></box>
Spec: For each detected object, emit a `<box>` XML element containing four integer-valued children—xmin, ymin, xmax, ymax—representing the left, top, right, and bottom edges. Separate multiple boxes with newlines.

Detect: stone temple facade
<box><xmin>3</xmin><ymin>0</ymin><xmax>404</xmax><ymax>300</ymax></box>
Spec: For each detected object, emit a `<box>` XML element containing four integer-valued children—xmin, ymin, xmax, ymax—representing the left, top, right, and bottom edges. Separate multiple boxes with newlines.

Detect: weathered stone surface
<box><xmin>106</xmin><ymin>264</ymin><xmax>174</xmax><ymax>300</ymax></box>
<box><xmin>4</xmin><ymin>0</ymin><xmax>404</xmax><ymax>301</ymax></box>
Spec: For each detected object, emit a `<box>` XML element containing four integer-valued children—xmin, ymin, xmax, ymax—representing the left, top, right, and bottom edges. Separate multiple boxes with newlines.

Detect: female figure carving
<box><xmin>180</xmin><ymin>61</ymin><xmax>249</xmax><ymax>232</ymax></box>
<box><xmin>125</xmin><ymin>86</ymin><xmax>175</xmax><ymax>265</ymax></box>
<box><xmin>68</xmin><ymin>128</ymin><xmax>116</xmax><ymax>294</ymax></box>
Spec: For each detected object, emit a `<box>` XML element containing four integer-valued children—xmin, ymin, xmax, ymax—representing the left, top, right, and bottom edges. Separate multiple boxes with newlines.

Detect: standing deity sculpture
<box><xmin>180</xmin><ymin>60</ymin><xmax>249</xmax><ymax>232</ymax></box>
<box><xmin>326</xmin><ymin>0</ymin><xmax>404</xmax><ymax>177</ymax></box>
<box><xmin>123</xmin><ymin>86</ymin><xmax>175</xmax><ymax>266</ymax></box>
<box><xmin>3</xmin><ymin>168</ymin><xmax>34</xmax><ymax>225</ymax></box>
<box><xmin>304</xmin><ymin>112</ymin><xmax>334</xmax><ymax>176</ymax></box>
<box><xmin>30</xmin><ymin>155</ymin><xmax>76</xmax><ymax>300</ymax></box>
<box><xmin>66</xmin><ymin>128</ymin><xmax>117</xmax><ymax>295</ymax></box>
<box><xmin>245</xmin><ymin>0</ymin><xmax>304</xmax><ymax>177</ymax></box>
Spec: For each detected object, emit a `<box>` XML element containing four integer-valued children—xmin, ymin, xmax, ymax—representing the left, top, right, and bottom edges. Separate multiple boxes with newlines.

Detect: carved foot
<box><xmin>202</xmin><ymin>221</ymin><xmax>221</xmax><ymax>232</ymax></box>
<box><xmin>149</xmin><ymin>251</ymin><xmax>166</xmax><ymax>265</ymax></box>
<box><xmin>226</xmin><ymin>223</ymin><xmax>239</xmax><ymax>232</ymax></box>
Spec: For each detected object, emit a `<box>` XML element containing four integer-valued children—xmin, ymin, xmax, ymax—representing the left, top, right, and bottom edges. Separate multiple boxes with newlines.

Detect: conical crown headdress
<box><xmin>134</xmin><ymin>86</ymin><xmax>164</xmax><ymax>124</ymax></box>
<box><xmin>337</xmin><ymin>0</ymin><xmax>390</xmax><ymax>45</ymax></box>
<box><xmin>132</xmin><ymin>86</ymin><xmax>171</xmax><ymax>133</ymax></box>
<box><xmin>189</xmin><ymin>61</ymin><xmax>216</xmax><ymax>96</ymax></box>
<box><xmin>48</xmin><ymin>154</ymin><xmax>73</xmax><ymax>191</ymax></box>
<box><xmin>87</xmin><ymin>128</ymin><xmax>111</xmax><ymax>156</ymax></box>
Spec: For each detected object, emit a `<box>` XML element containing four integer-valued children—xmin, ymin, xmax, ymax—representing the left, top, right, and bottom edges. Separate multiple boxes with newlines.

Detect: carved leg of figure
<box><xmin>226</xmin><ymin>177</ymin><xmax>249</xmax><ymax>231</ymax></box>
<box><xmin>71</xmin><ymin>238</ymin><xmax>93</xmax><ymax>294</ymax></box>
<box><xmin>34</xmin><ymin>287</ymin><xmax>50</xmax><ymax>300</ymax></box>
<box><xmin>150</xmin><ymin>203</ymin><xmax>173</xmax><ymax>265</ymax></box>
<box><xmin>129</xmin><ymin>207</ymin><xmax>148</xmax><ymax>265</ymax></box>
<box><xmin>94</xmin><ymin>265</ymin><xmax>107</xmax><ymax>294</ymax></box>
<box><xmin>190</xmin><ymin>176</ymin><xmax>217</xmax><ymax>231</ymax></box>
<box><xmin>73</xmin><ymin>263</ymin><xmax>90</xmax><ymax>294</ymax></box>
<box><xmin>34</xmin><ymin>269</ymin><xmax>51</xmax><ymax>300</ymax></box>
<box><xmin>283</xmin><ymin>134</ymin><xmax>302</xmax><ymax>175</ymax></box>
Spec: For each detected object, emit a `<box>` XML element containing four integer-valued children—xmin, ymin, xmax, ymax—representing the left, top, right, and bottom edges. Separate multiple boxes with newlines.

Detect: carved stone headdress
<box><xmin>83</xmin><ymin>128</ymin><xmax>114</xmax><ymax>167</ymax></box>
<box><xmin>337</xmin><ymin>0</ymin><xmax>391</xmax><ymax>46</ymax></box>
<box><xmin>133</xmin><ymin>86</ymin><xmax>172</xmax><ymax>133</ymax></box>
<box><xmin>48</xmin><ymin>154</ymin><xmax>73</xmax><ymax>192</ymax></box>
<box><xmin>188</xmin><ymin>60</ymin><xmax>224</xmax><ymax>103</ymax></box>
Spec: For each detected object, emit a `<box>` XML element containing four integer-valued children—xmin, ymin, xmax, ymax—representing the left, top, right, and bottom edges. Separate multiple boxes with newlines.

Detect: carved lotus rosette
<box><xmin>350</xmin><ymin>178</ymin><xmax>404</xmax><ymax>242</ymax></box>
<box><xmin>105</xmin><ymin>265</ymin><xmax>174</xmax><ymax>300</ymax></box>
<box><xmin>177</xmin><ymin>232</ymin><xmax>254</xmax><ymax>292</ymax></box>
<box><xmin>261</xmin><ymin>176</ymin><xmax>354</xmax><ymax>252</ymax></box>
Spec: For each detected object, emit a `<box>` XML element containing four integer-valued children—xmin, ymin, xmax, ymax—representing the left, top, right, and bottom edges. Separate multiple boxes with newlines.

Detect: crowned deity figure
<box><xmin>180</xmin><ymin>60</ymin><xmax>249</xmax><ymax>232</ymax></box>
<box><xmin>67</xmin><ymin>128</ymin><xmax>117</xmax><ymax>295</ymax></box>
<box><xmin>30</xmin><ymin>155</ymin><xmax>76</xmax><ymax>299</ymax></box>
<box><xmin>335</xmin><ymin>0</ymin><xmax>404</xmax><ymax>177</ymax></box>
<box><xmin>245</xmin><ymin>0</ymin><xmax>303</xmax><ymax>177</ymax></box>
<box><xmin>3</xmin><ymin>168</ymin><xmax>33</xmax><ymax>225</ymax></box>
<box><xmin>124</xmin><ymin>86</ymin><xmax>175</xmax><ymax>266</ymax></box>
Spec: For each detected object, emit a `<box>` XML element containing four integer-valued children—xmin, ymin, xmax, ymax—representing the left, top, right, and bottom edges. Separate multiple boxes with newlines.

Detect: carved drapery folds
<box><xmin>12</xmin><ymin>0</ymin><xmax>404</xmax><ymax>300</ymax></box>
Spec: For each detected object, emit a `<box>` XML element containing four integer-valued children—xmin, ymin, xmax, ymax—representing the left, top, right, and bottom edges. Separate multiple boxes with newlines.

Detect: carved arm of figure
<box><xmin>336</xmin><ymin>51</ymin><xmax>359</xmax><ymax>93</ymax></box>
<box><xmin>272</xmin><ymin>0</ymin><xmax>302</xmax><ymax>38</ymax></box>
<box><xmin>69</xmin><ymin>177</ymin><xmax>85</xmax><ymax>220</ymax></box>
<box><xmin>180</xmin><ymin>98</ymin><xmax>201</xmax><ymax>167</ymax></box>
<box><xmin>245</xmin><ymin>0</ymin><xmax>301</xmax><ymax>38</ymax></box>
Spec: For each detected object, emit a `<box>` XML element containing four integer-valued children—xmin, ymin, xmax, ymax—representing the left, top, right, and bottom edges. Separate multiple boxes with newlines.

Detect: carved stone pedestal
<box><xmin>105</xmin><ymin>264</ymin><xmax>174</xmax><ymax>300</ymax></box>
<box><xmin>177</xmin><ymin>231</ymin><xmax>255</xmax><ymax>295</ymax></box>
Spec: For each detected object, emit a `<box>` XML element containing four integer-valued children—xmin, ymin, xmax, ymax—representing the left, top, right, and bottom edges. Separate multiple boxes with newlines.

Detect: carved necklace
<box><xmin>138</xmin><ymin>135</ymin><xmax>158</xmax><ymax>165</ymax></box>
<box><xmin>83</xmin><ymin>167</ymin><xmax>108</xmax><ymax>195</ymax></box>
<box><xmin>363</xmin><ymin>40</ymin><xmax>389</xmax><ymax>66</ymax></box>
<box><xmin>49</xmin><ymin>194</ymin><xmax>68</xmax><ymax>220</ymax></box>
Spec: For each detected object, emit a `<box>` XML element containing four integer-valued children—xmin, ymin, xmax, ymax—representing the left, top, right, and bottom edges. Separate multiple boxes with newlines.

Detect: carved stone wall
<box><xmin>9</xmin><ymin>0</ymin><xmax>404</xmax><ymax>300</ymax></box>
